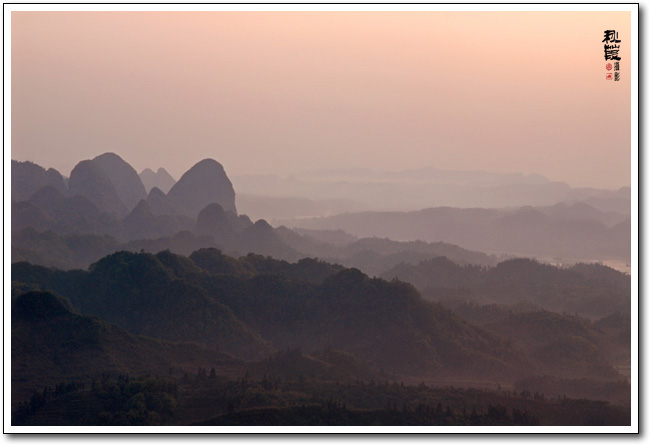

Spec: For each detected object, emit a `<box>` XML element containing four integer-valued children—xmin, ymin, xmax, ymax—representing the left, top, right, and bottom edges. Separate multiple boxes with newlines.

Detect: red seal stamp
<box><xmin>606</xmin><ymin>62</ymin><xmax>613</xmax><ymax>70</ymax></box>
<box><xmin>606</xmin><ymin>73</ymin><xmax>613</xmax><ymax>80</ymax></box>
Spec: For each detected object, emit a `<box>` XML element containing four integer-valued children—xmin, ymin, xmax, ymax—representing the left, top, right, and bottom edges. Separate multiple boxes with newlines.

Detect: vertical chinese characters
<box><xmin>603</xmin><ymin>30</ymin><xmax>622</xmax><ymax>81</ymax></box>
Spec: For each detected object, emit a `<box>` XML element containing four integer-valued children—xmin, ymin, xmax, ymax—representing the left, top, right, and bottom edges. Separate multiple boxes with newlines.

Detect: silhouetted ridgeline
<box><xmin>12</xmin><ymin>156</ymin><xmax>502</xmax><ymax>274</ymax></box>
<box><xmin>382</xmin><ymin>257</ymin><xmax>631</xmax><ymax>319</ymax></box>
<box><xmin>12</xmin><ymin>160</ymin><xmax>67</xmax><ymax>202</ymax></box>
<box><xmin>139</xmin><ymin>167</ymin><xmax>176</xmax><ymax>194</ymax></box>
<box><xmin>11</xmin><ymin>249</ymin><xmax>631</xmax><ymax>426</ymax></box>
<box><xmin>10</xmin><ymin>155</ymin><xmax>632</xmax><ymax>426</ymax></box>
<box><xmin>12</xmin><ymin>249</ymin><xmax>525</xmax><ymax>380</ymax></box>
<box><xmin>12</xmin><ymin>155</ymin><xmax>630</xmax><ymax>276</ymax></box>
<box><xmin>284</xmin><ymin>205</ymin><xmax>630</xmax><ymax>262</ymax></box>
<box><xmin>233</xmin><ymin>168</ymin><xmax>630</xmax><ymax>217</ymax></box>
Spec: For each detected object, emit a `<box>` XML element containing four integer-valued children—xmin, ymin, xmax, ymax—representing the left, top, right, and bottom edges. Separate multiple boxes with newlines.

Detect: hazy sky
<box><xmin>11</xmin><ymin>11</ymin><xmax>631</xmax><ymax>189</ymax></box>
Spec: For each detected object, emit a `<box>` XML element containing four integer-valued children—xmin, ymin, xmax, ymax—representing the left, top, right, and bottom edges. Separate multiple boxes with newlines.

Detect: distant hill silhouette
<box><xmin>140</xmin><ymin>167</ymin><xmax>176</xmax><ymax>194</ymax></box>
<box><xmin>540</xmin><ymin>202</ymin><xmax>625</xmax><ymax>227</ymax></box>
<box><xmin>234</xmin><ymin>169</ymin><xmax>629</xmax><ymax>215</ymax></box>
<box><xmin>68</xmin><ymin>160</ymin><xmax>127</xmax><ymax>217</ymax></box>
<box><xmin>92</xmin><ymin>153</ymin><xmax>147</xmax><ymax>212</ymax></box>
<box><xmin>236</xmin><ymin>219</ymin><xmax>302</xmax><ymax>262</ymax></box>
<box><xmin>12</xmin><ymin>154</ymin><xmax>631</xmax><ymax>281</ymax></box>
<box><xmin>382</xmin><ymin>258</ymin><xmax>630</xmax><ymax>319</ymax></box>
<box><xmin>123</xmin><ymin>200</ymin><xmax>194</xmax><ymax>241</ymax></box>
<box><xmin>167</xmin><ymin>159</ymin><xmax>237</xmax><ymax>218</ymax></box>
<box><xmin>274</xmin><ymin>229</ymin><xmax>498</xmax><ymax>276</ymax></box>
<box><xmin>12</xmin><ymin>228</ymin><xmax>121</xmax><ymax>270</ymax></box>
<box><xmin>14</xmin><ymin>186</ymin><xmax>123</xmax><ymax>237</ymax></box>
<box><xmin>288</xmin><ymin>205</ymin><xmax>630</xmax><ymax>262</ymax></box>
<box><xmin>194</xmin><ymin>203</ymin><xmax>237</xmax><ymax>239</ymax></box>
<box><xmin>146</xmin><ymin>187</ymin><xmax>178</xmax><ymax>216</ymax></box>
<box><xmin>11</xmin><ymin>160</ymin><xmax>67</xmax><ymax>202</ymax></box>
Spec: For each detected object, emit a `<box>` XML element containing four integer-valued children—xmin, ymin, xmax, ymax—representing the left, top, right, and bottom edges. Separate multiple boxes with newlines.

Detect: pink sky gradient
<box><xmin>11</xmin><ymin>11</ymin><xmax>631</xmax><ymax>189</ymax></box>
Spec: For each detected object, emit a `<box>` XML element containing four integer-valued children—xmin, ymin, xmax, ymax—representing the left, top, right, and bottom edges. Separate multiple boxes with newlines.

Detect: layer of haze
<box><xmin>11</xmin><ymin>11</ymin><xmax>631</xmax><ymax>189</ymax></box>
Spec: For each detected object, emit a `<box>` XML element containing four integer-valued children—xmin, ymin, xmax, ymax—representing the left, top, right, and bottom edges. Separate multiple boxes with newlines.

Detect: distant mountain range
<box><xmin>282</xmin><ymin>204</ymin><xmax>630</xmax><ymax>263</ymax></box>
<box><xmin>12</xmin><ymin>154</ymin><xmax>631</xmax><ymax>275</ymax></box>
<box><xmin>10</xmin><ymin>155</ymin><xmax>632</xmax><ymax>426</ymax></box>
<box><xmin>13</xmin><ymin>154</ymin><xmax>235</xmax><ymax>217</ymax></box>
<box><xmin>11</xmin><ymin>154</ymin><xmax>505</xmax><ymax>274</ymax></box>
<box><xmin>232</xmin><ymin>168</ymin><xmax>630</xmax><ymax>219</ymax></box>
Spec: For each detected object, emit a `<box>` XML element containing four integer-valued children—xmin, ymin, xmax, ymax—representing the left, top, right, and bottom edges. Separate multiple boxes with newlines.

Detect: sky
<box><xmin>10</xmin><ymin>10</ymin><xmax>632</xmax><ymax>189</ymax></box>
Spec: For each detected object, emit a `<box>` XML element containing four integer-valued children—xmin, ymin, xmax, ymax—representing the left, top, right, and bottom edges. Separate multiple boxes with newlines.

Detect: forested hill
<box><xmin>11</xmin><ymin>290</ymin><xmax>235</xmax><ymax>402</ymax></box>
<box><xmin>382</xmin><ymin>257</ymin><xmax>630</xmax><ymax>319</ymax></box>
<box><xmin>13</xmin><ymin>249</ymin><xmax>526</xmax><ymax>381</ymax></box>
<box><xmin>12</xmin><ymin>250</ymin><xmax>631</xmax><ymax>426</ymax></box>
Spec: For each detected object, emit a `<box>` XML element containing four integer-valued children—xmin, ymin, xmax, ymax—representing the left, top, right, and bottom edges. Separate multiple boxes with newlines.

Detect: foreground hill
<box><xmin>14</xmin><ymin>366</ymin><xmax>630</xmax><ymax>426</ymax></box>
<box><xmin>13</xmin><ymin>252</ymin><xmax>273</xmax><ymax>361</ymax></box>
<box><xmin>12</xmin><ymin>252</ymin><xmax>631</xmax><ymax>426</ymax></box>
<box><xmin>13</xmin><ymin>250</ymin><xmax>527</xmax><ymax>381</ymax></box>
<box><xmin>11</xmin><ymin>291</ymin><xmax>236</xmax><ymax>403</ymax></box>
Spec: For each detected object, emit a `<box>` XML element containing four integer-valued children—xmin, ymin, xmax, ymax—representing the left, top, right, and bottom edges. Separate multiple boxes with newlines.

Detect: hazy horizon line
<box><xmin>10</xmin><ymin>154</ymin><xmax>631</xmax><ymax>192</ymax></box>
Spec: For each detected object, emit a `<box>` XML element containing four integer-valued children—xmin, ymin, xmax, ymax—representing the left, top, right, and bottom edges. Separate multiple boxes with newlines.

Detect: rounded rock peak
<box><xmin>93</xmin><ymin>152</ymin><xmax>124</xmax><ymax>162</ymax></box>
<box><xmin>167</xmin><ymin>158</ymin><xmax>236</xmax><ymax>217</ymax></box>
<box><xmin>187</xmin><ymin>158</ymin><xmax>226</xmax><ymax>173</ymax></box>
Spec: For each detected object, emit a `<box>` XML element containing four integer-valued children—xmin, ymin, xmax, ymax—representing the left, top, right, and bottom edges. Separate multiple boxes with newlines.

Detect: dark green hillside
<box><xmin>15</xmin><ymin>371</ymin><xmax>631</xmax><ymax>426</ymax></box>
<box><xmin>383</xmin><ymin>256</ymin><xmax>484</xmax><ymax>291</ymax></box>
<box><xmin>11</xmin><ymin>291</ymin><xmax>236</xmax><ymax>403</ymax></box>
<box><xmin>12</xmin><ymin>252</ymin><xmax>632</xmax><ymax>426</ymax></box>
<box><xmin>195</xmin><ymin>264</ymin><xmax>527</xmax><ymax>379</ymax></box>
<box><xmin>13</xmin><ymin>251</ymin><xmax>527</xmax><ymax>381</ymax></box>
<box><xmin>187</xmin><ymin>375</ymin><xmax>628</xmax><ymax>426</ymax></box>
<box><xmin>446</xmin><ymin>301</ymin><xmax>627</xmax><ymax>384</ymax></box>
<box><xmin>246</xmin><ymin>348</ymin><xmax>377</xmax><ymax>382</ymax></box>
<box><xmin>482</xmin><ymin>311</ymin><xmax>618</xmax><ymax>380</ymax></box>
<box><xmin>13</xmin><ymin>252</ymin><xmax>274</xmax><ymax>360</ymax></box>
<box><xmin>260</xmin><ymin>267</ymin><xmax>526</xmax><ymax>377</ymax></box>
<box><xmin>515</xmin><ymin>376</ymin><xmax>631</xmax><ymax>407</ymax></box>
<box><xmin>238</xmin><ymin>252</ymin><xmax>344</xmax><ymax>283</ymax></box>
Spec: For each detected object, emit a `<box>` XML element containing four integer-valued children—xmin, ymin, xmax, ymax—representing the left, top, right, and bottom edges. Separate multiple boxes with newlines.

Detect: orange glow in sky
<box><xmin>11</xmin><ymin>11</ymin><xmax>631</xmax><ymax>188</ymax></box>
